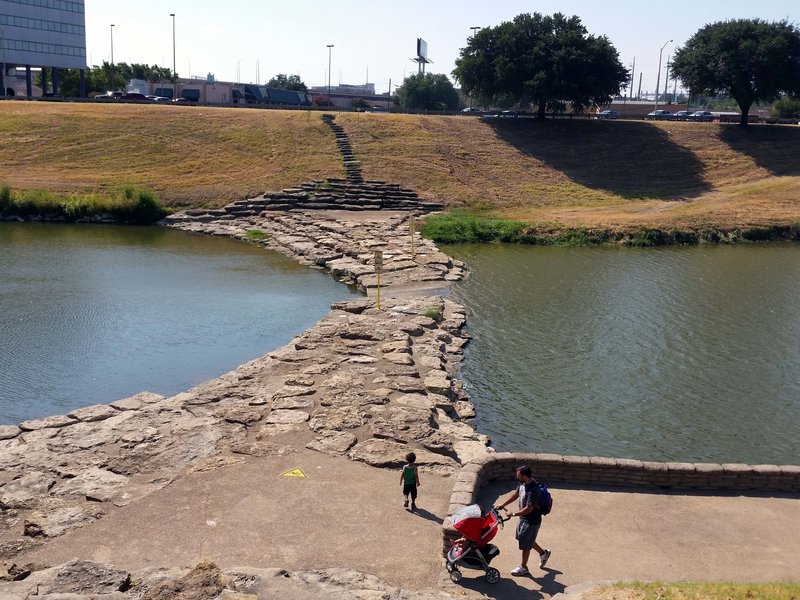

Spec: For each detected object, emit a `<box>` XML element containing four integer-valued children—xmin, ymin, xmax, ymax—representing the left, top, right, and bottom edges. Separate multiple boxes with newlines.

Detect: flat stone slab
<box><xmin>19</xmin><ymin>415</ymin><xmax>77</xmax><ymax>431</ymax></box>
<box><xmin>265</xmin><ymin>410</ymin><xmax>310</xmax><ymax>425</ymax></box>
<box><xmin>68</xmin><ymin>404</ymin><xmax>119</xmax><ymax>422</ymax></box>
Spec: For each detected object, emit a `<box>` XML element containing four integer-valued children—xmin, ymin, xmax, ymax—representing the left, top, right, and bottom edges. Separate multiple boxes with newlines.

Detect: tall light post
<box><xmin>468</xmin><ymin>27</ymin><xmax>481</xmax><ymax>107</ymax></box>
<box><xmin>326</xmin><ymin>44</ymin><xmax>334</xmax><ymax>95</ymax></box>
<box><xmin>170</xmin><ymin>14</ymin><xmax>176</xmax><ymax>99</ymax></box>
<box><xmin>654</xmin><ymin>39</ymin><xmax>672</xmax><ymax>111</ymax></box>
<box><xmin>109</xmin><ymin>24</ymin><xmax>115</xmax><ymax>91</ymax></box>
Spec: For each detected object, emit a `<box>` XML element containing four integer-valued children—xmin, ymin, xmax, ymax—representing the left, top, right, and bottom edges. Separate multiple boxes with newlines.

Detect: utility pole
<box><xmin>654</xmin><ymin>39</ymin><xmax>672</xmax><ymax>111</ymax></box>
<box><xmin>664</xmin><ymin>55</ymin><xmax>672</xmax><ymax>104</ymax></box>
<box><xmin>326</xmin><ymin>44</ymin><xmax>334</xmax><ymax>95</ymax></box>
<box><xmin>170</xmin><ymin>14</ymin><xmax>176</xmax><ymax>98</ymax></box>
<box><xmin>109</xmin><ymin>24</ymin><xmax>115</xmax><ymax>91</ymax></box>
<box><xmin>629</xmin><ymin>57</ymin><xmax>636</xmax><ymax>101</ymax></box>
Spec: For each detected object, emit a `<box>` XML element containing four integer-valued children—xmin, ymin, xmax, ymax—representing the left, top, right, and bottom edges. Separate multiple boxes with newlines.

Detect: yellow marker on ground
<box><xmin>282</xmin><ymin>468</ymin><xmax>307</xmax><ymax>478</ymax></box>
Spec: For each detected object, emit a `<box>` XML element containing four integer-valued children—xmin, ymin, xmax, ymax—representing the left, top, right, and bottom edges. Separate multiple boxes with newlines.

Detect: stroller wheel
<box><xmin>449</xmin><ymin>570</ymin><xmax>463</xmax><ymax>583</ymax></box>
<box><xmin>486</xmin><ymin>568</ymin><xmax>501</xmax><ymax>584</ymax></box>
<box><xmin>445</xmin><ymin>562</ymin><xmax>453</xmax><ymax>573</ymax></box>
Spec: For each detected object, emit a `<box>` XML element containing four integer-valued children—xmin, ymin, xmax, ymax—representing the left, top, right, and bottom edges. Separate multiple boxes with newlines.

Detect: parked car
<box><xmin>499</xmin><ymin>110</ymin><xmax>518</xmax><ymax>118</ymax></box>
<box><xmin>119</xmin><ymin>92</ymin><xmax>148</xmax><ymax>102</ymax></box>
<box><xmin>94</xmin><ymin>91</ymin><xmax>123</xmax><ymax>101</ymax></box>
<box><xmin>673</xmin><ymin>110</ymin><xmax>694</xmax><ymax>120</ymax></box>
<box><xmin>645</xmin><ymin>109</ymin><xmax>672</xmax><ymax>120</ymax></box>
<box><xmin>691</xmin><ymin>110</ymin><xmax>714</xmax><ymax>122</ymax></box>
<box><xmin>146</xmin><ymin>95</ymin><xmax>171</xmax><ymax>103</ymax></box>
<box><xmin>461</xmin><ymin>107</ymin><xmax>482</xmax><ymax>114</ymax></box>
<box><xmin>596</xmin><ymin>110</ymin><xmax>620</xmax><ymax>120</ymax></box>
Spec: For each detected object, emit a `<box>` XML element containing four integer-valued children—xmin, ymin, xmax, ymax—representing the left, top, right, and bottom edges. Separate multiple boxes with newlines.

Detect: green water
<box><xmin>0</xmin><ymin>223</ymin><xmax>359</xmax><ymax>424</ymax></box>
<box><xmin>447</xmin><ymin>243</ymin><xmax>800</xmax><ymax>464</ymax></box>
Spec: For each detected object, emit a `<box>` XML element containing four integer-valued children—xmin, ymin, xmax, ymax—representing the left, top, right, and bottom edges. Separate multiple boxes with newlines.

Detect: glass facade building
<box><xmin>0</xmin><ymin>0</ymin><xmax>86</xmax><ymax>71</ymax></box>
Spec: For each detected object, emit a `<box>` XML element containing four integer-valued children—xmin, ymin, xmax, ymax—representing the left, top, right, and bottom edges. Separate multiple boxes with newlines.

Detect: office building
<box><xmin>0</xmin><ymin>0</ymin><xmax>87</xmax><ymax>97</ymax></box>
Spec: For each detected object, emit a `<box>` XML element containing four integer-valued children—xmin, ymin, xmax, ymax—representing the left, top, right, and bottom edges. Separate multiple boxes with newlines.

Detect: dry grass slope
<box><xmin>1</xmin><ymin>103</ymin><xmax>798</xmax><ymax>228</ymax></box>
<box><xmin>0</xmin><ymin>103</ymin><xmax>341</xmax><ymax>208</ymax></box>
<box><xmin>339</xmin><ymin>113</ymin><xmax>800</xmax><ymax>229</ymax></box>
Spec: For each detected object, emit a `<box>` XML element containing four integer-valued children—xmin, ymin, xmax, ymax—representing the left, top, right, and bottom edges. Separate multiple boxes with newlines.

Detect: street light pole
<box><xmin>109</xmin><ymin>24</ymin><xmax>115</xmax><ymax>91</ymax></box>
<box><xmin>170</xmin><ymin>14</ymin><xmax>176</xmax><ymax>99</ymax></box>
<box><xmin>326</xmin><ymin>44</ymin><xmax>334</xmax><ymax>95</ymax></box>
<box><xmin>654</xmin><ymin>39</ymin><xmax>672</xmax><ymax>112</ymax></box>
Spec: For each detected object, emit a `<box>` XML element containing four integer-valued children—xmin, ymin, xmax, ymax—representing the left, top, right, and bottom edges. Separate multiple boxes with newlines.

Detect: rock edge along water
<box><xmin>0</xmin><ymin>189</ymin><xmax>493</xmax><ymax>565</ymax></box>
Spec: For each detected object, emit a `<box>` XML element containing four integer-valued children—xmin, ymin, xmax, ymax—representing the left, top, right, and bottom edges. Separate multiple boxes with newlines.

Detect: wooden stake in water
<box><xmin>409</xmin><ymin>215</ymin><xmax>416</xmax><ymax>259</ymax></box>
<box><xmin>374</xmin><ymin>250</ymin><xmax>383</xmax><ymax>310</ymax></box>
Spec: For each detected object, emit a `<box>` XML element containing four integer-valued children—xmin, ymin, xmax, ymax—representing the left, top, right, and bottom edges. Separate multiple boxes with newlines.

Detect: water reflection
<box><xmin>447</xmin><ymin>244</ymin><xmax>800</xmax><ymax>464</ymax></box>
<box><xmin>0</xmin><ymin>223</ymin><xmax>360</xmax><ymax>423</ymax></box>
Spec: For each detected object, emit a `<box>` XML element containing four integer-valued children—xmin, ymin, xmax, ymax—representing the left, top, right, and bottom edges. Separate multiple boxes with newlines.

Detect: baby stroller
<box><xmin>445</xmin><ymin>504</ymin><xmax>509</xmax><ymax>584</ymax></box>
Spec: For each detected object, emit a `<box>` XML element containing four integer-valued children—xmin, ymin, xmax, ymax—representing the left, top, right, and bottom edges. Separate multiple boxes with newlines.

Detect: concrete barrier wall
<box><xmin>442</xmin><ymin>452</ymin><xmax>800</xmax><ymax>552</ymax></box>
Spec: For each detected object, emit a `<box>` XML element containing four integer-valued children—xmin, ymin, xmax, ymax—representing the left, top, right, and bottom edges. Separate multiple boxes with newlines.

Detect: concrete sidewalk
<box><xmin>17</xmin><ymin>452</ymin><xmax>800</xmax><ymax>599</ymax></box>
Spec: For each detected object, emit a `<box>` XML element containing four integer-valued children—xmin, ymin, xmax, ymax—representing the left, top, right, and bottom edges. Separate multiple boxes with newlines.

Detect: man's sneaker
<box><xmin>510</xmin><ymin>565</ymin><xmax>529</xmax><ymax>576</ymax></box>
<box><xmin>539</xmin><ymin>549</ymin><xmax>551</xmax><ymax>568</ymax></box>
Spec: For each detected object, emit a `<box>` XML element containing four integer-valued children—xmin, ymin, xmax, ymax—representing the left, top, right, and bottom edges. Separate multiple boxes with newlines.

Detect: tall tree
<box><xmin>453</xmin><ymin>13</ymin><xmax>627</xmax><ymax>119</ymax></box>
<box><xmin>396</xmin><ymin>73</ymin><xmax>459</xmax><ymax>111</ymax></box>
<box><xmin>266</xmin><ymin>74</ymin><xmax>308</xmax><ymax>92</ymax></box>
<box><xmin>671</xmin><ymin>19</ymin><xmax>800</xmax><ymax>126</ymax></box>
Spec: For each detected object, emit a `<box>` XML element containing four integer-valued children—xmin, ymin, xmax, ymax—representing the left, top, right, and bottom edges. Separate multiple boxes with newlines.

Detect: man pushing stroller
<box><xmin>495</xmin><ymin>465</ymin><xmax>552</xmax><ymax>576</ymax></box>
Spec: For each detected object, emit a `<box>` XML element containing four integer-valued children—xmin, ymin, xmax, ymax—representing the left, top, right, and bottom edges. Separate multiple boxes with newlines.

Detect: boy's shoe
<box><xmin>511</xmin><ymin>565</ymin><xmax>529</xmax><ymax>576</ymax></box>
<box><xmin>411</xmin><ymin>503</ymin><xmax>417</xmax><ymax>511</ymax></box>
<box><xmin>403</xmin><ymin>499</ymin><xmax>409</xmax><ymax>508</ymax></box>
<box><xmin>539</xmin><ymin>549</ymin><xmax>551</xmax><ymax>568</ymax></box>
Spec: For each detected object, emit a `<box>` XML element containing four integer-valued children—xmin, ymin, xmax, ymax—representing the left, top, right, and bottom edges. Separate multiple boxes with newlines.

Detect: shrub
<box><xmin>245</xmin><ymin>229</ymin><xmax>268</xmax><ymax>241</ymax></box>
<box><xmin>127</xmin><ymin>188</ymin><xmax>168</xmax><ymax>224</ymax></box>
<box><xmin>0</xmin><ymin>184</ymin><xmax>11</xmax><ymax>213</ymax></box>
<box><xmin>423</xmin><ymin>307</ymin><xmax>443</xmax><ymax>321</ymax></box>
<box><xmin>771</xmin><ymin>97</ymin><xmax>800</xmax><ymax>119</ymax></box>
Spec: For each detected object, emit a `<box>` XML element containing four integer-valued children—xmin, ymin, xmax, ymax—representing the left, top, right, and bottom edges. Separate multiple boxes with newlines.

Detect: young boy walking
<box><xmin>400</xmin><ymin>452</ymin><xmax>420</xmax><ymax>510</ymax></box>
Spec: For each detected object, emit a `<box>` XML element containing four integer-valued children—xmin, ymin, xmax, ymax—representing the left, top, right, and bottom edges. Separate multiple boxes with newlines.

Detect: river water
<box><xmin>0</xmin><ymin>223</ymin><xmax>358</xmax><ymax>424</ymax></box>
<box><xmin>446</xmin><ymin>244</ymin><xmax>800</xmax><ymax>464</ymax></box>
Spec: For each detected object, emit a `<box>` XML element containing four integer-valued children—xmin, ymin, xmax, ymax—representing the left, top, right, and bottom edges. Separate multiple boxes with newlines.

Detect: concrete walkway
<box><xmin>18</xmin><ymin>452</ymin><xmax>800</xmax><ymax>599</ymax></box>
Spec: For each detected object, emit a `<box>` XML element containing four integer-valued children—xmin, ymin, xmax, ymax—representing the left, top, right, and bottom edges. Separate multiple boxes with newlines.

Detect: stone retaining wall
<box><xmin>442</xmin><ymin>451</ymin><xmax>800</xmax><ymax>551</ymax></box>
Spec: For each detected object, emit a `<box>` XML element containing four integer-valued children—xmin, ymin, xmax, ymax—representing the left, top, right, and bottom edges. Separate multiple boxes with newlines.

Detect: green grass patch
<box><xmin>244</xmin><ymin>228</ymin><xmax>268</xmax><ymax>242</ymax></box>
<box><xmin>0</xmin><ymin>184</ymin><xmax>169</xmax><ymax>224</ymax></box>
<box><xmin>420</xmin><ymin>210</ymin><xmax>527</xmax><ymax>243</ymax></box>
<box><xmin>423</xmin><ymin>307</ymin><xmax>442</xmax><ymax>321</ymax></box>
<box><xmin>600</xmin><ymin>580</ymin><xmax>800</xmax><ymax>600</ymax></box>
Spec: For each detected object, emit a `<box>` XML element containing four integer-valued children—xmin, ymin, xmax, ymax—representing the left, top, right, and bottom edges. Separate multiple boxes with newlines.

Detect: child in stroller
<box><xmin>445</xmin><ymin>504</ymin><xmax>510</xmax><ymax>584</ymax></box>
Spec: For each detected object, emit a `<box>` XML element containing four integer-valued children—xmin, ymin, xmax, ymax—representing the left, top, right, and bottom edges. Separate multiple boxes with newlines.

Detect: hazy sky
<box><xmin>84</xmin><ymin>1</ymin><xmax>797</xmax><ymax>94</ymax></box>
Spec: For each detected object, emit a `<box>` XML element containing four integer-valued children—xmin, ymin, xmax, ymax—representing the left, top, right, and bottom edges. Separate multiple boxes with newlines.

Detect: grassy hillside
<box><xmin>339</xmin><ymin>113</ymin><xmax>800</xmax><ymax>230</ymax></box>
<box><xmin>0</xmin><ymin>103</ymin><xmax>339</xmax><ymax>208</ymax></box>
<box><xmin>1</xmin><ymin>103</ymin><xmax>798</xmax><ymax>230</ymax></box>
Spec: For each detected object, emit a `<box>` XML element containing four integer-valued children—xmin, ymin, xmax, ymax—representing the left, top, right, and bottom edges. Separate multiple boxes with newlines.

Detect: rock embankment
<box><xmin>1</xmin><ymin>182</ymin><xmax>489</xmax><ymax>572</ymax></box>
<box><xmin>0</xmin><ymin>558</ymin><xmax>483</xmax><ymax>600</ymax></box>
<box><xmin>0</xmin><ymin>296</ymin><xmax>489</xmax><ymax>557</ymax></box>
<box><xmin>165</xmin><ymin>207</ymin><xmax>459</xmax><ymax>293</ymax></box>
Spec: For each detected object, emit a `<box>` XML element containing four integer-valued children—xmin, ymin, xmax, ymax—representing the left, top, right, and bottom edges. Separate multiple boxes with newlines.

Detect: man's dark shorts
<box><xmin>516</xmin><ymin>519</ymin><xmax>540</xmax><ymax>550</ymax></box>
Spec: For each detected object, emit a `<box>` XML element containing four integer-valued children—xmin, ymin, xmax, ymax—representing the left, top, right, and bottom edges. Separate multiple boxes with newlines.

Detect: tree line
<box><xmin>396</xmin><ymin>13</ymin><xmax>800</xmax><ymax>126</ymax></box>
<box><xmin>34</xmin><ymin>14</ymin><xmax>800</xmax><ymax>126</ymax></box>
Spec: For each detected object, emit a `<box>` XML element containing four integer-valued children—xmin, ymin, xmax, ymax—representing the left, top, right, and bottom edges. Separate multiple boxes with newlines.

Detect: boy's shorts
<box><xmin>516</xmin><ymin>519</ymin><xmax>540</xmax><ymax>550</ymax></box>
<box><xmin>403</xmin><ymin>484</ymin><xmax>417</xmax><ymax>499</ymax></box>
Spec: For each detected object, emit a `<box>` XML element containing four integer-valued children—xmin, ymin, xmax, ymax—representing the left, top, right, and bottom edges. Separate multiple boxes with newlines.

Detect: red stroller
<box><xmin>446</xmin><ymin>504</ymin><xmax>510</xmax><ymax>584</ymax></box>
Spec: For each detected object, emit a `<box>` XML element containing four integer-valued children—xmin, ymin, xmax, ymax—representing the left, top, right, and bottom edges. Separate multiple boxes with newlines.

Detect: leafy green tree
<box><xmin>771</xmin><ymin>96</ymin><xmax>800</xmax><ymax>119</ymax></box>
<box><xmin>453</xmin><ymin>13</ymin><xmax>627</xmax><ymax>119</ymax></box>
<box><xmin>671</xmin><ymin>19</ymin><xmax>800</xmax><ymax>126</ymax></box>
<box><xmin>266</xmin><ymin>74</ymin><xmax>308</xmax><ymax>92</ymax></box>
<box><xmin>396</xmin><ymin>73</ymin><xmax>459</xmax><ymax>111</ymax></box>
<box><xmin>35</xmin><ymin>62</ymin><xmax>176</xmax><ymax>97</ymax></box>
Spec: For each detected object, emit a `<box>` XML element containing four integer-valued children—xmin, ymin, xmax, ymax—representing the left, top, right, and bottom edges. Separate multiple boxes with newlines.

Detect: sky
<box><xmin>84</xmin><ymin>0</ymin><xmax>798</xmax><ymax>95</ymax></box>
